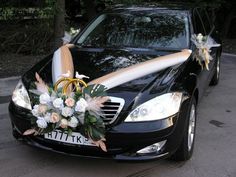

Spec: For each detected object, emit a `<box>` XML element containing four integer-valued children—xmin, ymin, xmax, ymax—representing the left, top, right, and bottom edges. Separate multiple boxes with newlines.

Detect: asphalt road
<box><xmin>0</xmin><ymin>54</ymin><xmax>236</xmax><ymax>177</ymax></box>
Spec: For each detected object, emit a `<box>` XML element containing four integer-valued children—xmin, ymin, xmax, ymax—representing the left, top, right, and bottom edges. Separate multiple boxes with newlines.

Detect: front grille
<box><xmin>101</xmin><ymin>97</ymin><xmax>125</xmax><ymax>125</ymax></box>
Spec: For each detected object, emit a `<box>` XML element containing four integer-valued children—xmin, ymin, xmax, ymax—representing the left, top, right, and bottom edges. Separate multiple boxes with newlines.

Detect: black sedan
<box><xmin>9</xmin><ymin>4</ymin><xmax>222</xmax><ymax>161</ymax></box>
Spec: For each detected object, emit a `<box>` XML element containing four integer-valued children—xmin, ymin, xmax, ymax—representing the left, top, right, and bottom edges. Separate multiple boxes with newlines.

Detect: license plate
<box><xmin>44</xmin><ymin>130</ymin><xmax>95</xmax><ymax>146</ymax></box>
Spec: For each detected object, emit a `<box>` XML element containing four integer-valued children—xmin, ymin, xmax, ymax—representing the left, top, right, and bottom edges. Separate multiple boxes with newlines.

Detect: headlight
<box><xmin>125</xmin><ymin>92</ymin><xmax>183</xmax><ymax>122</ymax></box>
<box><xmin>12</xmin><ymin>80</ymin><xmax>32</xmax><ymax>110</ymax></box>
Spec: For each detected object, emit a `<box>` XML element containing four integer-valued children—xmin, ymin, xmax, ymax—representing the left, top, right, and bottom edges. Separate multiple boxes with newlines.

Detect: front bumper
<box><xmin>8</xmin><ymin>98</ymin><xmax>190</xmax><ymax>161</ymax></box>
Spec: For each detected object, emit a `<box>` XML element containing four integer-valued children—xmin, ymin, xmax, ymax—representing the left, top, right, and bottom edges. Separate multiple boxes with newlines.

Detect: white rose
<box><xmin>75</xmin><ymin>98</ymin><xmax>88</xmax><ymax>112</ymax></box>
<box><xmin>32</xmin><ymin>105</ymin><xmax>39</xmax><ymax>117</ymax></box>
<box><xmin>36</xmin><ymin>117</ymin><xmax>47</xmax><ymax>129</ymax></box>
<box><xmin>61</xmin><ymin>107</ymin><xmax>74</xmax><ymax>117</ymax></box>
<box><xmin>53</xmin><ymin>98</ymin><xmax>64</xmax><ymax>109</ymax></box>
<box><xmin>50</xmin><ymin>91</ymin><xmax>57</xmax><ymax>102</ymax></box>
<box><xmin>197</xmin><ymin>33</ymin><xmax>203</xmax><ymax>43</ymax></box>
<box><xmin>68</xmin><ymin>116</ymin><xmax>79</xmax><ymax>128</ymax></box>
<box><xmin>60</xmin><ymin>119</ymin><xmax>68</xmax><ymax>129</ymax></box>
<box><xmin>44</xmin><ymin>113</ymin><xmax>51</xmax><ymax>123</ymax></box>
<box><xmin>38</xmin><ymin>104</ymin><xmax>48</xmax><ymax>114</ymax></box>
<box><xmin>39</xmin><ymin>93</ymin><xmax>51</xmax><ymax>104</ymax></box>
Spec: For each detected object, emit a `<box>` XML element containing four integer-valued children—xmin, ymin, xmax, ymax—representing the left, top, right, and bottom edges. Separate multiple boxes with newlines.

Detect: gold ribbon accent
<box><xmin>54</xmin><ymin>78</ymin><xmax>88</xmax><ymax>94</ymax></box>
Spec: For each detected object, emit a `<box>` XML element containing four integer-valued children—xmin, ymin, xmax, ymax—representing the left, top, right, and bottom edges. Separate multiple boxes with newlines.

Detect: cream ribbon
<box><xmin>51</xmin><ymin>47</ymin><xmax>192</xmax><ymax>90</ymax></box>
<box><xmin>52</xmin><ymin>44</ymin><xmax>74</xmax><ymax>88</ymax></box>
<box><xmin>89</xmin><ymin>50</ymin><xmax>192</xmax><ymax>89</ymax></box>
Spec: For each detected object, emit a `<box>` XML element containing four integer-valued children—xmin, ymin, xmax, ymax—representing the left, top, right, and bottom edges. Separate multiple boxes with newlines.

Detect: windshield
<box><xmin>76</xmin><ymin>10</ymin><xmax>189</xmax><ymax>49</ymax></box>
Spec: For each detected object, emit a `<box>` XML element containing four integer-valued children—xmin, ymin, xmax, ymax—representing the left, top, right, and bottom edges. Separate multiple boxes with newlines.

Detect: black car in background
<box><xmin>9</xmin><ymin>4</ymin><xmax>222</xmax><ymax>161</ymax></box>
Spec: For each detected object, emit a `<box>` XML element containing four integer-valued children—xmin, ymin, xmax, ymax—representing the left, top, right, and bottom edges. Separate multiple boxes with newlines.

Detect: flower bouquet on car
<box><xmin>191</xmin><ymin>33</ymin><xmax>220</xmax><ymax>70</ymax></box>
<box><xmin>24</xmin><ymin>72</ymin><xmax>109</xmax><ymax>151</ymax></box>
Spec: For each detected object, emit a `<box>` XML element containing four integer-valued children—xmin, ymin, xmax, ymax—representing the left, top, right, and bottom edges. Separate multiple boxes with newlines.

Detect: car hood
<box><xmin>23</xmin><ymin>46</ymin><xmax>183</xmax><ymax>112</ymax></box>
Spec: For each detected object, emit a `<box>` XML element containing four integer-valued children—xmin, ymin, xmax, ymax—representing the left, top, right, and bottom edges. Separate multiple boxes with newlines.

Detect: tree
<box><xmin>53</xmin><ymin>0</ymin><xmax>65</xmax><ymax>49</ymax></box>
<box><xmin>82</xmin><ymin>0</ymin><xmax>97</xmax><ymax>21</ymax></box>
<box><xmin>220</xmin><ymin>1</ymin><xmax>236</xmax><ymax>38</ymax></box>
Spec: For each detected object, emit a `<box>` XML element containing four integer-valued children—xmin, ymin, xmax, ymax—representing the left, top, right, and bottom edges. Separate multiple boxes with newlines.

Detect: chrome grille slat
<box><xmin>102</xmin><ymin>109</ymin><xmax>120</xmax><ymax>111</ymax></box>
<box><xmin>102</xmin><ymin>117</ymin><xmax>115</xmax><ymax>120</ymax></box>
<box><xmin>101</xmin><ymin>96</ymin><xmax>125</xmax><ymax>125</ymax></box>
<box><xmin>102</xmin><ymin>109</ymin><xmax>117</xmax><ymax>111</ymax></box>
<box><xmin>102</xmin><ymin>105</ymin><xmax>120</xmax><ymax>107</ymax></box>
<box><xmin>101</xmin><ymin>114</ymin><xmax>116</xmax><ymax>116</ymax></box>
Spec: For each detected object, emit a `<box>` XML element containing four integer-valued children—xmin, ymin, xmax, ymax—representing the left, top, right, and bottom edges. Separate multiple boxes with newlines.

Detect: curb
<box><xmin>0</xmin><ymin>76</ymin><xmax>20</xmax><ymax>97</ymax></box>
<box><xmin>0</xmin><ymin>102</ymin><xmax>9</xmax><ymax>115</ymax></box>
<box><xmin>0</xmin><ymin>76</ymin><xmax>20</xmax><ymax>82</ymax></box>
<box><xmin>222</xmin><ymin>52</ymin><xmax>236</xmax><ymax>57</ymax></box>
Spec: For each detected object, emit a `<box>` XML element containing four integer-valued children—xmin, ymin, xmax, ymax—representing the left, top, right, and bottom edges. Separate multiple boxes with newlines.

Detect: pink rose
<box><xmin>50</xmin><ymin>112</ymin><xmax>60</xmax><ymax>123</ymax></box>
<box><xmin>38</xmin><ymin>104</ymin><xmax>48</xmax><ymax>114</ymax></box>
<box><xmin>65</xmin><ymin>97</ymin><xmax>75</xmax><ymax>107</ymax></box>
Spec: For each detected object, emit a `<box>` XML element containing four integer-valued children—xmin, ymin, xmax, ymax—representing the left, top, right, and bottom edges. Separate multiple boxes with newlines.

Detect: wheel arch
<box><xmin>183</xmin><ymin>73</ymin><xmax>199</xmax><ymax>104</ymax></box>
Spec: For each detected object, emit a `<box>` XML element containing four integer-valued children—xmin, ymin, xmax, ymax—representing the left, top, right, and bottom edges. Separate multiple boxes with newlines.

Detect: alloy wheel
<box><xmin>216</xmin><ymin>58</ymin><xmax>220</xmax><ymax>80</ymax></box>
<box><xmin>188</xmin><ymin>104</ymin><xmax>196</xmax><ymax>151</ymax></box>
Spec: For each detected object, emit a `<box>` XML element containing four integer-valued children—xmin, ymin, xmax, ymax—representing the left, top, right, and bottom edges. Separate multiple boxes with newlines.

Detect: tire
<box><xmin>171</xmin><ymin>98</ymin><xmax>197</xmax><ymax>161</ymax></box>
<box><xmin>210</xmin><ymin>56</ymin><xmax>220</xmax><ymax>86</ymax></box>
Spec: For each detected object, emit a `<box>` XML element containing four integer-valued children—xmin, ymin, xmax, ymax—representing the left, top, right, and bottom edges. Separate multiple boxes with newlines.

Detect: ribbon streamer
<box><xmin>52</xmin><ymin>44</ymin><xmax>74</xmax><ymax>86</ymax></box>
<box><xmin>89</xmin><ymin>50</ymin><xmax>192</xmax><ymax>89</ymax></box>
<box><xmin>51</xmin><ymin>45</ymin><xmax>192</xmax><ymax>90</ymax></box>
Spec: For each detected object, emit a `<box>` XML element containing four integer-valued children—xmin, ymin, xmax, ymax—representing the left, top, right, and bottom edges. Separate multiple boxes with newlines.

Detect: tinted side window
<box><xmin>193</xmin><ymin>9</ymin><xmax>206</xmax><ymax>35</ymax></box>
<box><xmin>198</xmin><ymin>9</ymin><xmax>212</xmax><ymax>34</ymax></box>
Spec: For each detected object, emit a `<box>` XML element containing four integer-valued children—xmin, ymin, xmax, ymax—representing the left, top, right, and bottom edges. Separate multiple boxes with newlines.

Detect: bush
<box><xmin>0</xmin><ymin>18</ymin><xmax>54</xmax><ymax>55</ymax></box>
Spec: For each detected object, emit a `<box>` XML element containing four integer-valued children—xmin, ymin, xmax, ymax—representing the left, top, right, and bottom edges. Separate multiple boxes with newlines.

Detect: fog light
<box><xmin>137</xmin><ymin>140</ymin><xmax>166</xmax><ymax>154</ymax></box>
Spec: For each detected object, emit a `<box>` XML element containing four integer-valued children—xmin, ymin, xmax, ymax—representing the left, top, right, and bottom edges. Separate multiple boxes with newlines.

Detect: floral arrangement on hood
<box><xmin>191</xmin><ymin>33</ymin><xmax>220</xmax><ymax>70</ymax></box>
<box><xmin>23</xmin><ymin>72</ymin><xmax>109</xmax><ymax>152</ymax></box>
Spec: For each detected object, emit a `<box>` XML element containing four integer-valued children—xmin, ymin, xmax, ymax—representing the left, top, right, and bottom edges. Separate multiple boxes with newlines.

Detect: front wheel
<box><xmin>171</xmin><ymin>98</ymin><xmax>197</xmax><ymax>161</ymax></box>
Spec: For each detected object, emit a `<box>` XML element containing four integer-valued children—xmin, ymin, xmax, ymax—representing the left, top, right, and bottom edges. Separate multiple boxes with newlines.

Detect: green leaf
<box><xmin>43</xmin><ymin>124</ymin><xmax>55</xmax><ymax>133</ymax></box>
<box><xmin>62</xmin><ymin>94</ymin><xmax>66</xmax><ymax>99</ymax></box>
<box><xmin>96</xmin><ymin>116</ymin><xmax>105</xmax><ymax>127</ymax></box>
<box><xmin>82</xmin><ymin>111</ymin><xmax>106</xmax><ymax>141</ymax></box>
<box><xmin>56</xmin><ymin>87</ymin><xmax>63</xmax><ymax>95</ymax></box>
<box><xmin>83</xmin><ymin>84</ymin><xmax>107</xmax><ymax>98</ymax></box>
<box><xmin>67</xmin><ymin>129</ymin><xmax>73</xmax><ymax>136</ymax></box>
<box><xmin>74</xmin><ymin>91</ymin><xmax>82</xmax><ymax>101</ymax></box>
<box><xmin>31</xmin><ymin>116</ymin><xmax>37</xmax><ymax>125</ymax></box>
<box><xmin>55</xmin><ymin>121</ymin><xmax>61</xmax><ymax>128</ymax></box>
<box><xmin>29</xmin><ymin>93</ymin><xmax>40</xmax><ymax>105</ymax></box>
<box><xmin>88</xmin><ymin>114</ymin><xmax>97</xmax><ymax>123</ymax></box>
<box><xmin>84</xmin><ymin>114</ymin><xmax>90</xmax><ymax>124</ymax></box>
<box><xmin>90</xmin><ymin>126</ymin><xmax>104</xmax><ymax>141</ymax></box>
<box><xmin>48</xmin><ymin>87</ymin><xmax>54</xmax><ymax>95</ymax></box>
